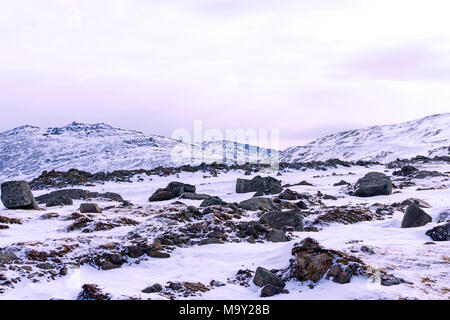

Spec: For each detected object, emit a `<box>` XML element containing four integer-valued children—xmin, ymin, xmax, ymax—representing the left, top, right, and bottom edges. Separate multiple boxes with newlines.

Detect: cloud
<box><xmin>332</xmin><ymin>42</ymin><xmax>450</xmax><ymax>81</ymax></box>
<box><xmin>1</xmin><ymin>0</ymin><xmax>450</xmax><ymax>148</ymax></box>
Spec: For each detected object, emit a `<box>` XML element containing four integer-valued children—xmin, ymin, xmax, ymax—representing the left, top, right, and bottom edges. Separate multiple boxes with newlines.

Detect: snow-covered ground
<box><xmin>0</xmin><ymin>163</ymin><xmax>449</xmax><ymax>300</ymax></box>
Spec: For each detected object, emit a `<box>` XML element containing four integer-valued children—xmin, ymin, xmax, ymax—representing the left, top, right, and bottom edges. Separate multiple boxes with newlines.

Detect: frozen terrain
<box><xmin>0</xmin><ymin>122</ymin><xmax>276</xmax><ymax>181</ymax></box>
<box><xmin>281</xmin><ymin>113</ymin><xmax>450</xmax><ymax>163</ymax></box>
<box><xmin>0</xmin><ymin>162</ymin><xmax>449</xmax><ymax>300</ymax></box>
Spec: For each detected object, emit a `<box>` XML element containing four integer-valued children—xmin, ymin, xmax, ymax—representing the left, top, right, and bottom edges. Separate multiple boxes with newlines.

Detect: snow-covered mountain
<box><xmin>0</xmin><ymin>122</ymin><xmax>276</xmax><ymax>180</ymax></box>
<box><xmin>281</xmin><ymin>113</ymin><xmax>450</xmax><ymax>163</ymax></box>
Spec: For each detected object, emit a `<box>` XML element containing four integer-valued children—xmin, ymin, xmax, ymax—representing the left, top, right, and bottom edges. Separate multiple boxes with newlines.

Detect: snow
<box><xmin>281</xmin><ymin>113</ymin><xmax>450</xmax><ymax>163</ymax></box>
<box><xmin>1</xmin><ymin>162</ymin><xmax>449</xmax><ymax>300</ymax></box>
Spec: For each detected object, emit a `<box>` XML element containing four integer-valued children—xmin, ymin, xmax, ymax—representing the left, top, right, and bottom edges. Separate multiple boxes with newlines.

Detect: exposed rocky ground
<box><xmin>0</xmin><ymin>159</ymin><xmax>449</xmax><ymax>300</ymax></box>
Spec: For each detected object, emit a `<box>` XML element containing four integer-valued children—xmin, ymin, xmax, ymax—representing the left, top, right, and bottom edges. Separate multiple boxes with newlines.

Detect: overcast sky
<box><xmin>1</xmin><ymin>0</ymin><xmax>450</xmax><ymax>148</ymax></box>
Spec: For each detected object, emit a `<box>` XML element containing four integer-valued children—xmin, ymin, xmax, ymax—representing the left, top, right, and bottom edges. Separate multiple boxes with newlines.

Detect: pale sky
<box><xmin>1</xmin><ymin>0</ymin><xmax>450</xmax><ymax>148</ymax></box>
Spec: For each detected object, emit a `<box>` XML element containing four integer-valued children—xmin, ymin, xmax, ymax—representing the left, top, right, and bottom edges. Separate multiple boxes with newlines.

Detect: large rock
<box><xmin>149</xmin><ymin>188</ymin><xmax>175</xmax><ymax>202</ymax></box>
<box><xmin>1</xmin><ymin>181</ymin><xmax>39</xmax><ymax>210</ymax></box>
<box><xmin>259</xmin><ymin>209</ymin><xmax>303</xmax><ymax>231</ymax></box>
<box><xmin>253</xmin><ymin>267</ymin><xmax>285</xmax><ymax>288</ymax></box>
<box><xmin>80</xmin><ymin>203</ymin><xmax>102</xmax><ymax>213</ymax></box>
<box><xmin>46</xmin><ymin>196</ymin><xmax>73</xmax><ymax>207</ymax></box>
<box><xmin>149</xmin><ymin>182</ymin><xmax>197</xmax><ymax>202</ymax></box>
<box><xmin>200</xmin><ymin>196</ymin><xmax>227</xmax><ymax>207</ymax></box>
<box><xmin>425</xmin><ymin>223</ymin><xmax>449</xmax><ymax>241</ymax></box>
<box><xmin>401</xmin><ymin>205</ymin><xmax>432</xmax><ymax>228</ymax></box>
<box><xmin>236</xmin><ymin>176</ymin><xmax>282</xmax><ymax>195</ymax></box>
<box><xmin>238</xmin><ymin>198</ymin><xmax>279</xmax><ymax>211</ymax></box>
<box><xmin>260</xmin><ymin>284</ymin><xmax>283</xmax><ymax>297</ymax></box>
<box><xmin>180</xmin><ymin>192</ymin><xmax>211</xmax><ymax>200</ymax></box>
<box><xmin>290</xmin><ymin>238</ymin><xmax>364</xmax><ymax>284</ymax></box>
<box><xmin>35</xmin><ymin>189</ymin><xmax>123</xmax><ymax>204</ymax></box>
<box><xmin>167</xmin><ymin>182</ymin><xmax>196</xmax><ymax>197</ymax></box>
<box><xmin>353</xmin><ymin>172</ymin><xmax>392</xmax><ymax>197</ymax></box>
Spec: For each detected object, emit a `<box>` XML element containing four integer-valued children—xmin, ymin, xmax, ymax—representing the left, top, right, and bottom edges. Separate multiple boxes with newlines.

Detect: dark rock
<box><xmin>393</xmin><ymin>165</ymin><xmax>419</xmax><ymax>177</ymax></box>
<box><xmin>325</xmin><ymin>264</ymin><xmax>353</xmax><ymax>284</ymax></box>
<box><xmin>147</xmin><ymin>249</ymin><xmax>171</xmax><ymax>258</ymax></box>
<box><xmin>380</xmin><ymin>274</ymin><xmax>413</xmax><ymax>286</ymax></box>
<box><xmin>401</xmin><ymin>205</ymin><xmax>432</xmax><ymax>228</ymax></box>
<box><xmin>238</xmin><ymin>197</ymin><xmax>279</xmax><ymax>211</ymax></box>
<box><xmin>260</xmin><ymin>284</ymin><xmax>283</xmax><ymax>297</ymax></box>
<box><xmin>200</xmin><ymin>196</ymin><xmax>227</xmax><ymax>207</ymax></box>
<box><xmin>323</xmin><ymin>194</ymin><xmax>338</xmax><ymax>200</ymax></box>
<box><xmin>100</xmin><ymin>261</ymin><xmax>121</xmax><ymax>270</ymax></box>
<box><xmin>80</xmin><ymin>203</ymin><xmax>102</xmax><ymax>213</ymax></box>
<box><xmin>259</xmin><ymin>210</ymin><xmax>303</xmax><ymax>231</ymax></box>
<box><xmin>180</xmin><ymin>192</ymin><xmax>211</xmax><ymax>200</ymax></box>
<box><xmin>110</xmin><ymin>254</ymin><xmax>123</xmax><ymax>265</ymax></box>
<box><xmin>266</xmin><ymin>229</ymin><xmax>288</xmax><ymax>243</ymax></box>
<box><xmin>36</xmin><ymin>262</ymin><xmax>54</xmax><ymax>270</ymax></box>
<box><xmin>77</xmin><ymin>284</ymin><xmax>111</xmax><ymax>300</ymax></box>
<box><xmin>127</xmin><ymin>245</ymin><xmax>147</xmax><ymax>258</ymax></box>
<box><xmin>149</xmin><ymin>188</ymin><xmax>175</xmax><ymax>202</ymax></box>
<box><xmin>167</xmin><ymin>182</ymin><xmax>196</xmax><ymax>196</ymax></box>
<box><xmin>236</xmin><ymin>176</ymin><xmax>282</xmax><ymax>195</ymax></box>
<box><xmin>290</xmin><ymin>238</ymin><xmax>365</xmax><ymax>284</ymax></box>
<box><xmin>353</xmin><ymin>172</ymin><xmax>392</xmax><ymax>197</ymax></box>
<box><xmin>333</xmin><ymin>180</ymin><xmax>350</xmax><ymax>186</ymax></box>
<box><xmin>253</xmin><ymin>267</ymin><xmax>285</xmax><ymax>288</ymax></box>
<box><xmin>295</xmin><ymin>201</ymin><xmax>308</xmax><ymax>210</ymax></box>
<box><xmin>0</xmin><ymin>252</ymin><xmax>18</xmax><ymax>264</ymax></box>
<box><xmin>1</xmin><ymin>181</ymin><xmax>39</xmax><ymax>210</ymax></box>
<box><xmin>35</xmin><ymin>189</ymin><xmax>123</xmax><ymax>204</ymax></box>
<box><xmin>425</xmin><ymin>223</ymin><xmax>449</xmax><ymax>241</ymax></box>
<box><xmin>401</xmin><ymin>198</ymin><xmax>432</xmax><ymax>208</ymax></box>
<box><xmin>278</xmin><ymin>192</ymin><xmax>298</xmax><ymax>201</ymax></box>
<box><xmin>46</xmin><ymin>196</ymin><xmax>73</xmax><ymax>207</ymax></box>
<box><xmin>142</xmin><ymin>283</ymin><xmax>163</xmax><ymax>293</ymax></box>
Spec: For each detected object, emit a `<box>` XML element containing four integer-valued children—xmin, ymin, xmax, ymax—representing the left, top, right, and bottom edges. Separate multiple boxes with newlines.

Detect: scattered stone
<box><xmin>200</xmin><ymin>197</ymin><xmax>227</xmax><ymax>207</ymax></box>
<box><xmin>353</xmin><ymin>172</ymin><xmax>392</xmax><ymax>197</ymax></box>
<box><xmin>1</xmin><ymin>181</ymin><xmax>39</xmax><ymax>210</ymax></box>
<box><xmin>289</xmin><ymin>238</ymin><xmax>365</xmax><ymax>284</ymax></box>
<box><xmin>333</xmin><ymin>180</ymin><xmax>350</xmax><ymax>186</ymax></box>
<box><xmin>127</xmin><ymin>245</ymin><xmax>147</xmax><ymax>258</ymax></box>
<box><xmin>360</xmin><ymin>245</ymin><xmax>375</xmax><ymax>255</ymax></box>
<box><xmin>295</xmin><ymin>201</ymin><xmax>308</xmax><ymax>210</ymax></box>
<box><xmin>77</xmin><ymin>284</ymin><xmax>111</xmax><ymax>300</ymax></box>
<box><xmin>35</xmin><ymin>189</ymin><xmax>123</xmax><ymax>204</ymax></box>
<box><xmin>80</xmin><ymin>203</ymin><xmax>102</xmax><ymax>213</ymax></box>
<box><xmin>36</xmin><ymin>262</ymin><xmax>54</xmax><ymax>270</ymax></box>
<box><xmin>425</xmin><ymin>223</ymin><xmax>449</xmax><ymax>241</ymax></box>
<box><xmin>46</xmin><ymin>196</ymin><xmax>73</xmax><ymax>207</ymax></box>
<box><xmin>266</xmin><ymin>229</ymin><xmax>288</xmax><ymax>243</ymax></box>
<box><xmin>238</xmin><ymin>197</ymin><xmax>279</xmax><ymax>211</ymax></box>
<box><xmin>380</xmin><ymin>274</ymin><xmax>413</xmax><ymax>286</ymax></box>
<box><xmin>253</xmin><ymin>267</ymin><xmax>285</xmax><ymax>288</ymax></box>
<box><xmin>236</xmin><ymin>176</ymin><xmax>282</xmax><ymax>195</ymax></box>
<box><xmin>401</xmin><ymin>205</ymin><xmax>432</xmax><ymax>228</ymax></box>
<box><xmin>259</xmin><ymin>210</ymin><xmax>303</xmax><ymax>231</ymax></box>
<box><xmin>0</xmin><ymin>251</ymin><xmax>18</xmax><ymax>264</ymax></box>
<box><xmin>180</xmin><ymin>193</ymin><xmax>211</xmax><ymax>200</ymax></box>
<box><xmin>401</xmin><ymin>198</ymin><xmax>432</xmax><ymax>209</ymax></box>
<box><xmin>149</xmin><ymin>188</ymin><xmax>174</xmax><ymax>202</ymax></box>
<box><xmin>142</xmin><ymin>283</ymin><xmax>163</xmax><ymax>293</ymax></box>
<box><xmin>278</xmin><ymin>191</ymin><xmax>298</xmax><ymax>201</ymax></box>
<box><xmin>260</xmin><ymin>284</ymin><xmax>283</xmax><ymax>297</ymax></box>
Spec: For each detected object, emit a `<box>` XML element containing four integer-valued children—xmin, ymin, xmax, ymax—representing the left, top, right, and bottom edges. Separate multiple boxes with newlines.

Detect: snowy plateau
<box><xmin>0</xmin><ymin>114</ymin><xmax>449</xmax><ymax>300</ymax></box>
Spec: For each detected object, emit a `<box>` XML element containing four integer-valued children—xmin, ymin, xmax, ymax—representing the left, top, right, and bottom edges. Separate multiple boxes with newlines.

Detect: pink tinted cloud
<box><xmin>333</xmin><ymin>42</ymin><xmax>450</xmax><ymax>81</ymax></box>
